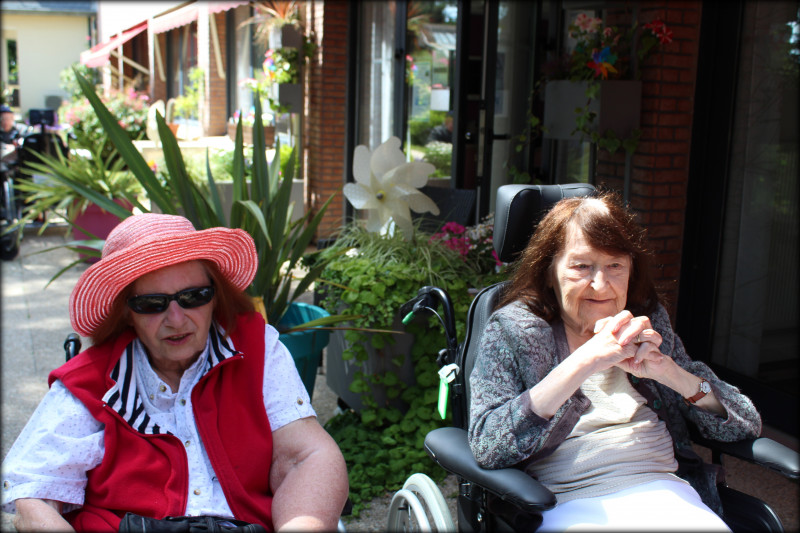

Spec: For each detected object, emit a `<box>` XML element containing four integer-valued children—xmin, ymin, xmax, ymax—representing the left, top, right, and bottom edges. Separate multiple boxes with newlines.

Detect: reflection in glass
<box><xmin>404</xmin><ymin>1</ymin><xmax>457</xmax><ymax>177</ymax></box>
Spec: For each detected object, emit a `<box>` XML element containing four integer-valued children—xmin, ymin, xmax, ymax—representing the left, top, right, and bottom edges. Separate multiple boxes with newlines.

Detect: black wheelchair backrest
<box><xmin>493</xmin><ymin>183</ymin><xmax>596</xmax><ymax>263</ymax></box>
<box><xmin>458</xmin><ymin>184</ymin><xmax>596</xmax><ymax>425</ymax></box>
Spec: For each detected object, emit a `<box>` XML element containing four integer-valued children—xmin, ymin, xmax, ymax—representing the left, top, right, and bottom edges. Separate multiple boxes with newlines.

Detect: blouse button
<box><xmin>653</xmin><ymin>399</ymin><xmax>662</xmax><ymax>410</ymax></box>
<box><xmin>184</xmin><ymin>440</ymin><xmax>191</xmax><ymax>447</ymax></box>
<box><xmin>193</xmin><ymin>489</ymin><xmax>201</xmax><ymax>496</ymax></box>
<box><xmin>3</xmin><ymin>480</ymin><xmax>9</xmax><ymax>490</ymax></box>
<box><xmin>159</xmin><ymin>385</ymin><xmax>167</xmax><ymax>393</ymax></box>
<box><xmin>180</xmin><ymin>399</ymin><xmax>186</xmax><ymax>406</ymax></box>
<box><xmin>296</xmin><ymin>397</ymin><xmax>304</xmax><ymax>405</ymax></box>
<box><xmin>149</xmin><ymin>394</ymin><xmax>154</xmax><ymax>400</ymax></box>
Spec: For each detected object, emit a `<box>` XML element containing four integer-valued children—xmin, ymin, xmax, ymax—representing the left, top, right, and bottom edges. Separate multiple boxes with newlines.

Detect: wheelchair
<box><xmin>388</xmin><ymin>183</ymin><xmax>799</xmax><ymax>532</ymax></box>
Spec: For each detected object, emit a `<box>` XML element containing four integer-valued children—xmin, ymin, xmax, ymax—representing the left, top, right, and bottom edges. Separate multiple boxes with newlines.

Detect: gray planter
<box><xmin>278</xmin><ymin>84</ymin><xmax>303</xmax><ymax>113</ymax></box>
<box><xmin>326</xmin><ymin>312</ymin><xmax>417</xmax><ymax>413</ymax></box>
<box><xmin>543</xmin><ymin>80</ymin><xmax>642</xmax><ymax>141</ymax></box>
<box><xmin>216</xmin><ymin>180</ymin><xmax>304</xmax><ymax>223</ymax></box>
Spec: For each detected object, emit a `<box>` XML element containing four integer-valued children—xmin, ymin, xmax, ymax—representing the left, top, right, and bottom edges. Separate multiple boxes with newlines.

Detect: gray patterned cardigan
<box><xmin>468</xmin><ymin>300</ymin><xmax>762</xmax><ymax>513</ymax></box>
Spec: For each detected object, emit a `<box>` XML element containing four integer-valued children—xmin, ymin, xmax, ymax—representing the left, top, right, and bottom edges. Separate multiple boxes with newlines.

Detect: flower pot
<box><xmin>227</xmin><ymin>122</ymin><xmax>275</xmax><ymax>146</ymax></box>
<box><xmin>325</xmin><ymin>311</ymin><xmax>417</xmax><ymax>413</ymax></box>
<box><xmin>278</xmin><ymin>302</ymin><xmax>331</xmax><ymax>400</ymax></box>
<box><xmin>71</xmin><ymin>199</ymin><xmax>133</xmax><ymax>263</ymax></box>
<box><xmin>167</xmin><ymin>123</ymin><xmax>180</xmax><ymax>136</ymax></box>
<box><xmin>543</xmin><ymin>80</ymin><xmax>642</xmax><ymax>141</ymax></box>
<box><xmin>278</xmin><ymin>84</ymin><xmax>302</xmax><ymax>113</ymax></box>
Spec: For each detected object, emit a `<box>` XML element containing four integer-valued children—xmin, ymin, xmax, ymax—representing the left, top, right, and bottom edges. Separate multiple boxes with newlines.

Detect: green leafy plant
<box><xmin>317</xmin><ymin>223</ymin><xmax>500</xmax><ymax>515</ymax></box>
<box><xmin>173</xmin><ymin>67</ymin><xmax>204</xmax><ymax>122</ymax></box>
<box><xmin>58</xmin><ymin>69</ymin><xmax>148</xmax><ymax>167</ymax></box>
<box><xmin>15</xmin><ymin>143</ymin><xmax>142</xmax><ymax>233</ymax></box>
<box><xmin>54</xmin><ymin>68</ymin><xmax>345</xmax><ymax>330</ymax></box>
<box><xmin>422</xmin><ymin>141</ymin><xmax>452</xmax><ymax>178</ymax></box>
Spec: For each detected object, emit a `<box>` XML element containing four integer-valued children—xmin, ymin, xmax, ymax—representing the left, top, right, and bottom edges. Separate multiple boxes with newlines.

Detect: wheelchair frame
<box><xmin>388</xmin><ymin>184</ymin><xmax>799</xmax><ymax>533</ymax></box>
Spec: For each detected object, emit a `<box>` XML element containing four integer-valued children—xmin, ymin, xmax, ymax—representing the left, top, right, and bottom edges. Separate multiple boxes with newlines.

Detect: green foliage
<box><xmin>59</xmin><ymin>62</ymin><xmax>99</xmax><ymax>100</ymax></box>
<box><xmin>16</xmin><ymin>143</ymin><xmax>142</xmax><ymax>230</ymax></box>
<box><xmin>173</xmin><ymin>67</ymin><xmax>204</xmax><ymax>121</ymax></box>
<box><xmin>422</xmin><ymin>141</ymin><xmax>452</xmax><ymax>178</ymax></box>
<box><xmin>61</xmin><ymin>69</ymin><xmax>344</xmax><ymax>329</ymax></box>
<box><xmin>57</xmin><ymin>69</ymin><xmax>148</xmax><ymax>167</ymax></box>
<box><xmin>408</xmin><ymin>110</ymin><xmax>447</xmax><ymax>146</ymax></box>
<box><xmin>318</xmin><ymin>223</ymin><xmax>500</xmax><ymax>516</ymax></box>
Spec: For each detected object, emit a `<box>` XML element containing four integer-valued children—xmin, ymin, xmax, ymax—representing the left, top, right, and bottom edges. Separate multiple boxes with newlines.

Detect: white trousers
<box><xmin>538</xmin><ymin>479</ymin><xmax>731</xmax><ymax>531</ymax></box>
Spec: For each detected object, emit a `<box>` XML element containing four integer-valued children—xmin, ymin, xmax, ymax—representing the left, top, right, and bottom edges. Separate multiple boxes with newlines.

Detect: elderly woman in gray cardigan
<box><xmin>468</xmin><ymin>192</ymin><xmax>761</xmax><ymax>531</ymax></box>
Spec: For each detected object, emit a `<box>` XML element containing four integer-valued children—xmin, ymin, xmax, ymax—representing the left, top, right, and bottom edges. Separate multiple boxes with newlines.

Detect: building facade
<box><xmin>85</xmin><ymin>0</ymin><xmax>798</xmax><ymax>437</ymax></box>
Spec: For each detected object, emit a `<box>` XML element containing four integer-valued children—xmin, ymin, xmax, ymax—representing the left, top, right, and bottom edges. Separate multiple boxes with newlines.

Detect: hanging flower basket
<box><xmin>543</xmin><ymin>80</ymin><xmax>642</xmax><ymax>141</ymax></box>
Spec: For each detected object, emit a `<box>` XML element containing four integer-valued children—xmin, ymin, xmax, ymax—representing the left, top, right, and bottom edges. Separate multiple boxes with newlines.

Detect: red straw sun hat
<box><xmin>69</xmin><ymin>213</ymin><xmax>257</xmax><ymax>337</ymax></box>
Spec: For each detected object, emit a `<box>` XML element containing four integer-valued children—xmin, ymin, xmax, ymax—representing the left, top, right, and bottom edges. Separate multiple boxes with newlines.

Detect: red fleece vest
<box><xmin>49</xmin><ymin>312</ymin><xmax>274</xmax><ymax>532</ymax></box>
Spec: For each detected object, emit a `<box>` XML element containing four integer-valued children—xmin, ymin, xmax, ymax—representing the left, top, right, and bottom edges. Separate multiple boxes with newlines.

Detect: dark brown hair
<box><xmin>498</xmin><ymin>190</ymin><xmax>660</xmax><ymax>321</ymax></box>
<box><xmin>90</xmin><ymin>260</ymin><xmax>254</xmax><ymax>346</ymax></box>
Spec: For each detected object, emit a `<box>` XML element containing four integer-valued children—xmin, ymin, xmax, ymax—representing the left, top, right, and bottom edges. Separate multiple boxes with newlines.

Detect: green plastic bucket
<box><xmin>277</xmin><ymin>302</ymin><xmax>331</xmax><ymax>400</ymax></box>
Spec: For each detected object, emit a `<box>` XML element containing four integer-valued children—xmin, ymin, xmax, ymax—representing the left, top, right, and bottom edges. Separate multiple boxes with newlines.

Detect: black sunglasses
<box><xmin>127</xmin><ymin>286</ymin><xmax>215</xmax><ymax>314</ymax></box>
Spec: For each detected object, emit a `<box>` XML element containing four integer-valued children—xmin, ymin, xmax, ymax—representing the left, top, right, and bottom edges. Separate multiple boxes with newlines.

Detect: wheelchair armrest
<box><xmin>424</xmin><ymin>427</ymin><xmax>557</xmax><ymax>513</ymax></box>
<box><xmin>691</xmin><ymin>427</ymin><xmax>799</xmax><ymax>481</ymax></box>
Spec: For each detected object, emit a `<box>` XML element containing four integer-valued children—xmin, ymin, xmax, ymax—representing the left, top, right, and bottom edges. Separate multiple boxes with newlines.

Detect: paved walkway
<box><xmin>2</xmin><ymin>227</ymin><xmax>797</xmax><ymax>531</ymax></box>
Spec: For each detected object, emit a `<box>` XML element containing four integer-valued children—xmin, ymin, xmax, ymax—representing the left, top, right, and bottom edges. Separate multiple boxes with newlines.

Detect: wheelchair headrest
<box><xmin>493</xmin><ymin>184</ymin><xmax>596</xmax><ymax>263</ymax></box>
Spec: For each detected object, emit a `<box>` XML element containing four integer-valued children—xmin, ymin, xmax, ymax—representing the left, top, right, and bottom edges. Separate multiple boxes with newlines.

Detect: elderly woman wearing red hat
<box><xmin>2</xmin><ymin>214</ymin><xmax>348</xmax><ymax>532</ymax></box>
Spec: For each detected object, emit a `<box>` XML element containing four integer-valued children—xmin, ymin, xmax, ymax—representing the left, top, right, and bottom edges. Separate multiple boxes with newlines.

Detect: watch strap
<box><xmin>684</xmin><ymin>378</ymin><xmax>710</xmax><ymax>405</ymax></box>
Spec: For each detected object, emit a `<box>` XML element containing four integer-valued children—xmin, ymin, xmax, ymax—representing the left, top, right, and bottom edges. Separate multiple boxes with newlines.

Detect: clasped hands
<box><xmin>590</xmin><ymin>311</ymin><xmax>670</xmax><ymax>381</ymax></box>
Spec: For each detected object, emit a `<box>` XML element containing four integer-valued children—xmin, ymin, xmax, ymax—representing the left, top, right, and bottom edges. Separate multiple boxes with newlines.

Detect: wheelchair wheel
<box><xmin>387</xmin><ymin>473</ymin><xmax>455</xmax><ymax>532</ymax></box>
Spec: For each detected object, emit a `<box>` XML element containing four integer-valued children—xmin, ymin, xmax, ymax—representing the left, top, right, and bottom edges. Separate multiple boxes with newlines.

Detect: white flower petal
<box><xmin>391</xmin><ymin>212</ymin><xmax>415</xmax><ymax>239</ymax></box>
<box><xmin>371</xmin><ymin>137</ymin><xmax>406</xmax><ymax>180</ymax></box>
<box><xmin>405</xmin><ymin>192</ymin><xmax>440</xmax><ymax>215</ymax></box>
<box><xmin>389</xmin><ymin>161</ymin><xmax>436</xmax><ymax>188</ymax></box>
<box><xmin>386</xmin><ymin>198</ymin><xmax>412</xmax><ymax>225</ymax></box>
<box><xmin>343</xmin><ymin>183</ymin><xmax>381</xmax><ymax>209</ymax></box>
<box><xmin>353</xmin><ymin>145</ymin><xmax>372</xmax><ymax>185</ymax></box>
<box><xmin>392</xmin><ymin>182</ymin><xmax>422</xmax><ymax>197</ymax></box>
<box><xmin>365</xmin><ymin>211</ymin><xmax>384</xmax><ymax>233</ymax></box>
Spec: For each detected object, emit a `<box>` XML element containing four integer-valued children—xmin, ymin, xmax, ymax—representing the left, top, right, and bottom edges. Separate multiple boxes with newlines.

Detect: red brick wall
<box><xmin>152</xmin><ymin>32</ymin><xmax>168</xmax><ymax>103</ymax></box>
<box><xmin>205</xmin><ymin>12</ymin><xmax>228</xmax><ymax>136</ymax></box>
<box><xmin>307</xmin><ymin>0</ymin><xmax>348</xmax><ymax>239</ymax></box>
<box><xmin>595</xmin><ymin>2</ymin><xmax>702</xmax><ymax>316</ymax></box>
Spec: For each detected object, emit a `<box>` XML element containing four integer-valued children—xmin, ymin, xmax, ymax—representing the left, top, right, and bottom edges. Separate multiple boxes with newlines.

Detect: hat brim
<box><xmin>70</xmin><ymin>226</ymin><xmax>257</xmax><ymax>337</ymax></box>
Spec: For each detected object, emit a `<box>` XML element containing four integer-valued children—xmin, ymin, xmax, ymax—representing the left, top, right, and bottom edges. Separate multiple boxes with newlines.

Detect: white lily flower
<box><xmin>344</xmin><ymin>137</ymin><xmax>440</xmax><ymax>237</ymax></box>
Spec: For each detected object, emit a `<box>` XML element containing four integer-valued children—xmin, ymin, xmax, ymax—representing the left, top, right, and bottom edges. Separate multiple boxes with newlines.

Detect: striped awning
<box><xmin>80</xmin><ymin>20</ymin><xmax>148</xmax><ymax>68</ymax></box>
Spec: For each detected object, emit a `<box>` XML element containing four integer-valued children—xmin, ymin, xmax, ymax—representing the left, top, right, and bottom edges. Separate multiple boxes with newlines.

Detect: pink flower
<box><xmin>575</xmin><ymin>13</ymin><xmax>592</xmax><ymax>31</ymax></box>
<box><xmin>441</xmin><ymin>221</ymin><xmax>466</xmax><ymax>234</ymax></box>
<box><xmin>587</xmin><ymin>17</ymin><xmax>602</xmax><ymax>33</ymax></box>
<box><xmin>603</xmin><ymin>27</ymin><xmax>614</xmax><ymax>38</ymax></box>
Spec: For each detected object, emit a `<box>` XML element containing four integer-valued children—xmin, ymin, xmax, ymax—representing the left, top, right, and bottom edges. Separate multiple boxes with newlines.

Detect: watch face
<box><xmin>700</xmin><ymin>380</ymin><xmax>712</xmax><ymax>394</ymax></box>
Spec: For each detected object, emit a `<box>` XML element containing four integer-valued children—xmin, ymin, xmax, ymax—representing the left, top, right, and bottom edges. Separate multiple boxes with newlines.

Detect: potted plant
<box><xmin>61</xmin><ymin>69</ymin><xmax>351</xmax><ymax>395</ymax></box>
<box><xmin>540</xmin><ymin>13</ymin><xmax>673</xmax><ymax>151</ymax></box>
<box><xmin>14</xmin><ymin>142</ymin><xmax>142</xmax><ymax>262</ymax></box>
<box><xmin>315</xmin><ymin>136</ymin><xmax>506</xmax><ymax>515</ymax></box>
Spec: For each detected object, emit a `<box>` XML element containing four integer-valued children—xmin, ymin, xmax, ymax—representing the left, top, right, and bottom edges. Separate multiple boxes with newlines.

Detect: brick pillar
<box><xmin>151</xmin><ymin>32</ymin><xmax>168</xmax><ymax>104</ymax></box>
<box><xmin>307</xmin><ymin>0</ymin><xmax>348</xmax><ymax>239</ymax></box>
<box><xmin>205</xmin><ymin>10</ymin><xmax>228</xmax><ymax>136</ymax></box>
<box><xmin>594</xmin><ymin>2</ymin><xmax>702</xmax><ymax>316</ymax></box>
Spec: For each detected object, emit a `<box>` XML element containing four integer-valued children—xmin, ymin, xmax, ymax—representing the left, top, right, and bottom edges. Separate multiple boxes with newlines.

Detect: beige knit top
<box><xmin>526</xmin><ymin>366</ymin><xmax>688</xmax><ymax>503</ymax></box>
